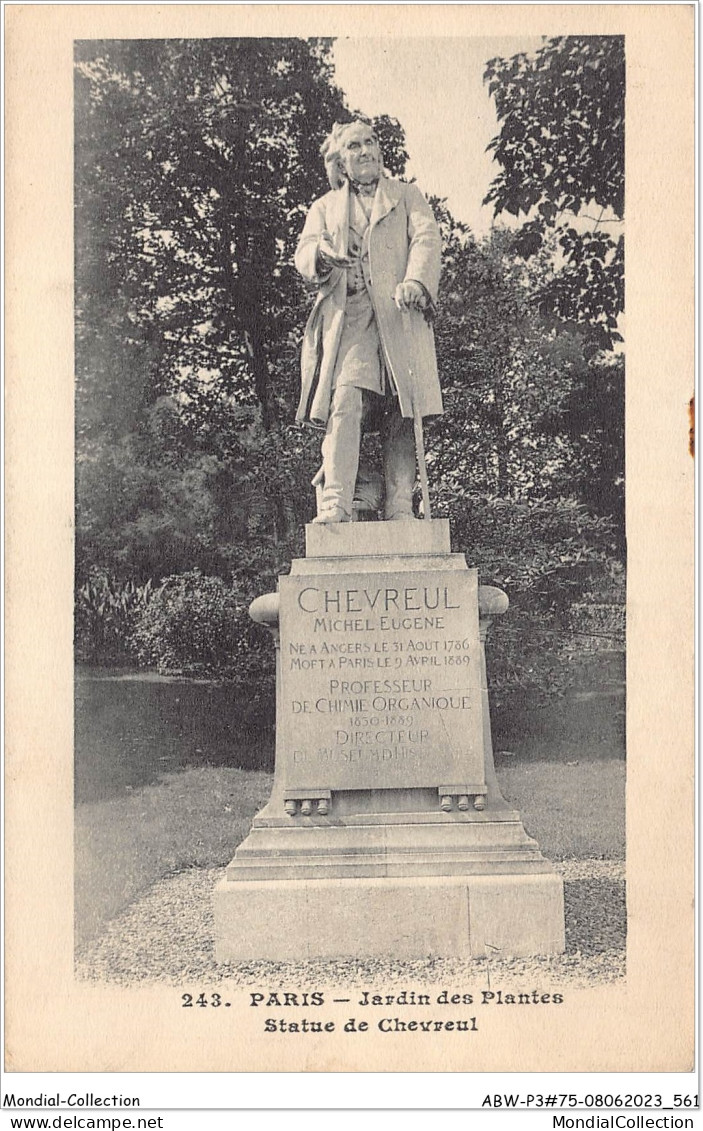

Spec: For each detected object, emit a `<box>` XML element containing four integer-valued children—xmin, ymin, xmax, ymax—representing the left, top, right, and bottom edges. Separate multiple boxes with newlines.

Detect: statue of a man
<box><xmin>295</xmin><ymin>120</ymin><xmax>443</xmax><ymax>523</ymax></box>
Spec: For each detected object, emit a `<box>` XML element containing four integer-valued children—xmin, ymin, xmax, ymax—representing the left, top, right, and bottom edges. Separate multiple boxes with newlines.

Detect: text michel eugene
<box><xmin>249</xmin><ymin>988</ymin><xmax>564</xmax><ymax>1035</ymax></box>
<box><xmin>295</xmin><ymin>582</ymin><xmax>459</xmax><ymax>634</ymax></box>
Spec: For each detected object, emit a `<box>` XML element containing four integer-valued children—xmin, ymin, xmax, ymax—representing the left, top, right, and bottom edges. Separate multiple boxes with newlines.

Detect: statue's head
<box><xmin>321</xmin><ymin>120</ymin><xmax>383</xmax><ymax>189</ymax></box>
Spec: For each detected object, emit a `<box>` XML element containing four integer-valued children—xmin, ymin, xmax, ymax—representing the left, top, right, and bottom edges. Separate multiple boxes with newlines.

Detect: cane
<box><xmin>409</xmin><ymin>367</ymin><xmax>432</xmax><ymax>520</ymax></box>
<box><xmin>401</xmin><ymin>306</ymin><xmax>432</xmax><ymax>520</ymax></box>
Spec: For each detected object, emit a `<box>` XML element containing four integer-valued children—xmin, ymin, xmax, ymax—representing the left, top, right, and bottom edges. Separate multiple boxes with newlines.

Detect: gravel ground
<box><xmin>75</xmin><ymin>860</ymin><xmax>625</xmax><ymax>988</ymax></box>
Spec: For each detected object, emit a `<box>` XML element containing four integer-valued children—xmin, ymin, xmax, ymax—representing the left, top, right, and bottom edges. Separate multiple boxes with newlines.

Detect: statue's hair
<box><xmin>320</xmin><ymin>119</ymin><xmax>382</xmax><ymax>190</ymax></box>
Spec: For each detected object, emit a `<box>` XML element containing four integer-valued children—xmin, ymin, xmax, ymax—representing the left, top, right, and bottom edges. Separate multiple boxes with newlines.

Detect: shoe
<box><xmin>312</xmin><ymin>506</ymin><xmax>352</xmax><ymax>524</ymax></box>
<box><xmin>385</xmin><ymin>512</ymin><xmax>417</xmax><ymax>522</ymax></box>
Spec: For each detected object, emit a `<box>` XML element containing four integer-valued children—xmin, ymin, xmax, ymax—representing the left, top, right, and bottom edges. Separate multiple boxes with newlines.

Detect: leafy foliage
<box><xmin>75</xmin><ymin>570</ymin><xmax>162</xmax><ymax>664</ymax></box>
<box><xmin>130</xmin><ymin>570</ymin><xmax>249</xmax><ymax>678</ymax></box>
<box><xmin>440</xmin><ymin>490</ymin><xmax>622</xmax><ymax>700</ymax></box>
<box><xmin>428</xmin><ymin>212</ymin><xmax>624</xmax><ymax>533</ymax></box>
<box><xmin>75</xmin><ymin>38</ymin><xmax>342</xmax><ymax>431</ymax></box>
<box><xmin>484</xmin><ymin>36</ymin><xmax>624</xmax><ymax>353</ymax></box>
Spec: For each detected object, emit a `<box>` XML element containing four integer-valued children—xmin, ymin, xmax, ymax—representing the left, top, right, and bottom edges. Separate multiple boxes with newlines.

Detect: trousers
<box><xmin>319</xmin><ymin>385</ymin><xmax>416</xmax><ymax>520</ymax></box>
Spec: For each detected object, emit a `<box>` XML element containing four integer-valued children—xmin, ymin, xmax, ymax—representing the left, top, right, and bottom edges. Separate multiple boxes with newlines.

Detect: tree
<box><xmin>429</xmin><ymin>206</ymin><xmax>606</xmax><ymax>507</ymax></box>
<box><xmin>484</xmin><ymin>36</ymin><xmax>624</xmax><ymax>354</ymax></box>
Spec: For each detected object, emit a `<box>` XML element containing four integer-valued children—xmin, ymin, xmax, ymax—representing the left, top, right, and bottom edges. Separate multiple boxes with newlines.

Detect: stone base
<box><xmin>222</xmin><ymin>800</ymin><xmax>554</xmax><ymax>880</ymax></box>
<box><xmin>214</xmin><ymin>871</ymin><xmax>565</xmax><ymax>962</ymax></box>
<box><xmin>217</xmin><ymin>520</ymin><xmax>566</xmax><ymax>964</ymax></box>
<box><xmin>305</xmin><ymin>518</ymin><xmax>451</xmax><ymax>559</ymax></box>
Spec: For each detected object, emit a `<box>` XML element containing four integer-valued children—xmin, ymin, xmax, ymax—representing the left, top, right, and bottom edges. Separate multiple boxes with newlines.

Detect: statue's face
<box><xmin>340</xmin><ymin>123</ymin><xmax>381</xmax><ymax>184</ymax></box>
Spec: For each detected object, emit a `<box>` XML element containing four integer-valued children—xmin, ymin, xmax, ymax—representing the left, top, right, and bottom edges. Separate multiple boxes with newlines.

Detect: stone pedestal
<box><xmin>214</xmin><ymin>520</ymin><xmax>564</xmax><ymax>961</ymax></box>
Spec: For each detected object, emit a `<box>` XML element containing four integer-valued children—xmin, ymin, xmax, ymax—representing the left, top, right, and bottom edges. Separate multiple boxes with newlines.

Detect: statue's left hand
<box><xmin>394</xmin><ymin>280</ymin><xmax>428</xmax><ymax>312</ymax></box>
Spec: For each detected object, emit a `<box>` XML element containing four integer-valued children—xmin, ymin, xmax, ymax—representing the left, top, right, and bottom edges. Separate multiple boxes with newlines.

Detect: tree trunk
<box><xmin>241</xmin><ymin>296</ymin><xmax>273</xmax><ymax>432</ymax></box>
<box><xmin>218</xmin><ymin>213</ymin><xmax>274</xmax><ymax>432</ymax></box>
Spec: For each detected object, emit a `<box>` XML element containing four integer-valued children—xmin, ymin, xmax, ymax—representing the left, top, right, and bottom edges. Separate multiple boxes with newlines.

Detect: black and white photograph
<box><xmin>4</xmin><ymin>2</ymin><xmax>694</xmax><ymax>1091</ymax></box>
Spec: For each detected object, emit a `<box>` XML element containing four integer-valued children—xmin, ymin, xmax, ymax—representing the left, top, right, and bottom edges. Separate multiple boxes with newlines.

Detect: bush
<box><xmin>128</xmin><ymin>569</ymin><xmax>279</xmax><ymax>714</ymax></box>
<box><xmin>130</xmin><ymin>570</ymin><xmax>254</xmax><ymax>679</ymax></box>
<box><xmin>75</xmin><ymin>569</ymin><xmax>161</xmax><ymax>665</ymax></box>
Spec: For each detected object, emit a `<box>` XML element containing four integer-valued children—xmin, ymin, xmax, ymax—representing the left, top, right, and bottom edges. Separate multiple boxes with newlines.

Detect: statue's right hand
<box><xmin>317</xmin><ymin>232</ymin><xmax>354</xmax><ymax>271</ymax></box>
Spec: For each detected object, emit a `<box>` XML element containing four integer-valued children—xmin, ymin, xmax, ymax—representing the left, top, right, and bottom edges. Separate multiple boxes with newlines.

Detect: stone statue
<box><xmin>294</xmin><ymin>120</ymin><xmax>443</xmax><ymax>523</ymax></box>
<box><xmin>217</xmin><ymin>135</ymin><xmax>565</xmax><ymax>961</ymax></box>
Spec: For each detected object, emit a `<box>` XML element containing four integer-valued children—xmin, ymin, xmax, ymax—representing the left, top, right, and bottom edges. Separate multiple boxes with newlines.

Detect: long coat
<box><xmin>294</xmin><ymin>177</ymin><xmax>443</xmax><ymax>425</ymax></box>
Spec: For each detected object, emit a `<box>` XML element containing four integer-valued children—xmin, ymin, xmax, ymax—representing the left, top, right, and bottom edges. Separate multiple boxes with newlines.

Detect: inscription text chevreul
<box><xmin>297</xmin><ymin>585</ymin><xmax>460</xmax><ymax>614</ymax></box>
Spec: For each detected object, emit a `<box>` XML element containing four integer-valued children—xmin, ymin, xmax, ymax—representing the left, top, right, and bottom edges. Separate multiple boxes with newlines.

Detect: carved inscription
<box><xmin>279</xmin><ymin>570</ymin><xmax>486</xmax><ymax>792</ymax></box>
